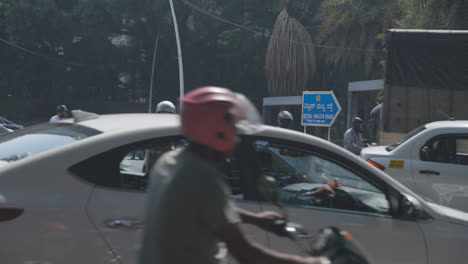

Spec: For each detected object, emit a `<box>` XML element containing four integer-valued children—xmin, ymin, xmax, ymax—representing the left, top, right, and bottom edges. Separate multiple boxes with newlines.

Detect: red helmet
<box><xmin>181</xmin><ymin>87</ymin><xmax>244</xmax><ymax>152</ymax></box>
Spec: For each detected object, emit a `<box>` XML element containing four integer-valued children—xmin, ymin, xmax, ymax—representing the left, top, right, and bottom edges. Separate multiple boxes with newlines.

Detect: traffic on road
<box><xmin>362</xmin><ymin>121</ymin><xmax>468</xmax><ymax>213</ymax></box>
<box><xmin>0</xmin><ymin>112</ymin><xmax>467</xmax><ymax>263</ymax></box>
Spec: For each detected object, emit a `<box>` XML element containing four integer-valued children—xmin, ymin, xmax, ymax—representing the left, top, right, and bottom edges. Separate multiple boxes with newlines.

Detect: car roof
<box><xmin>425</xmin><ymin>120</ymin><xmax>468</xmax><ymax>129</ymax></box>
<box><xmin>62</xmin><ymin>113</ymin><xmax>180</xmax><ymax>133</ymax></box>
<box><xmin>66</xmin><ymin>112</ymin><xmax>348</xmax><ymax>158</ymax></box>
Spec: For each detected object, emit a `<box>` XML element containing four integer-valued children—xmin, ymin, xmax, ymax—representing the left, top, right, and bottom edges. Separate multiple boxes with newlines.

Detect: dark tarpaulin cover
<box><xmin>383</xmin><ymin>29</ymin><xmax>468</xmax><ymax>133</ymax></box>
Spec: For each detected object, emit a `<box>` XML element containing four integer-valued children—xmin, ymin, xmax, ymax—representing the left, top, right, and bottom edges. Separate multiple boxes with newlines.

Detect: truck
<box><xmin>380</xmin><ymin>29</ymin><xmax>468</xmax><ymax>145</ymax></box>
<box><xmin>362</xmin><ymin>29</ymin><xmax>468</xmax><ymax>212</ymax></box>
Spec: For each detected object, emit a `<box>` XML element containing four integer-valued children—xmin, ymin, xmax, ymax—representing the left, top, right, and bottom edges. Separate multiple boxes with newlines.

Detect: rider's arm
<box><xmin>236</xmin><ymin>208</ymin><xmax>278</xmax><ymax>226</ymax></box>
<box><xmin>198</xmin><ymin>172</ymin><xmax>326</xmax><ymax>264</ymax></box>
<box><xmin>216</xmin><ymin>223</ymin><xmax>327</xmax><ymax>264</ymax></box>
<box><xmin>236</xmin><ymin>207</ymin><xmax>286</xmax><ymax>232</ymax></box>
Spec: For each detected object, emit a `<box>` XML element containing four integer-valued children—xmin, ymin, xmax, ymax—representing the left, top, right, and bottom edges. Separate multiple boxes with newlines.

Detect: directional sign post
<box><xmin>301</xmin><ymin>91</ymin><xmax>342</xmax><ymax>141</ymax></box>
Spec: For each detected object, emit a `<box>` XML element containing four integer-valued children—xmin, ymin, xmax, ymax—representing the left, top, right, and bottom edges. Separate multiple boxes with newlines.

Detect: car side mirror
<box><xmin>399</xmin><ymin>194</ymin><xmax>425</xmax><ymax>220</ymax></box>
<box><xmin>420</xmin><ymin>146</ymin><xmax>433</xmax><ymax>161</ymax></box>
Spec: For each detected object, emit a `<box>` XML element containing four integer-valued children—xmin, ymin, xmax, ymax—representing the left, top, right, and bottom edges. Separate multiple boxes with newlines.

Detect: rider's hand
<box><xmin>307</xmin><ymin>185</ymin><xmax>335</xmax><ymax>200</ymax></box>
<box><xmin>254</xmin><ymin>211</ymin><xmax>284</xmax><ymax>232</ymax></box>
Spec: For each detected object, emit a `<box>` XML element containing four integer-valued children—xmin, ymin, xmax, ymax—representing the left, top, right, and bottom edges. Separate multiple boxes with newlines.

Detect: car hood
<box><xmin>427</xmin><ymin>202</ymin><xmax>468</xmax><ymax>226</ymax></box>
<box><xmin>360</xmin><ymin>146</ymin><xmax>390</xmax><ymax>159</ymax></box>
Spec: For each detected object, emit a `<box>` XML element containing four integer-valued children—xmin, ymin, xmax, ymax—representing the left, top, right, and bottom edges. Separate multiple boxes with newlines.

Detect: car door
<box><xmin>0</xmin><ymin>123</ymin><xmax>113</xmax><ymax>264</ymax></box>
<box><xmin>246</xmin><ymin>136</ymin><xmax>426</xmax><ymax>264</ymax></box>
<box><xmin>70</xmin><ymin>136</ymin><xmax>266</xmax><ymax>264</ymax></box>
<box><xmin>412</xmin><ymin>134</ymin><xmax>468</xmax><ymax>212</ymax></box>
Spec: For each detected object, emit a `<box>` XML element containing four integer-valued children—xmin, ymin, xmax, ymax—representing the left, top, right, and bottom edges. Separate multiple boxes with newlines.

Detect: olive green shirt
<box><xmin>139</xmin><ymin>148</ymin><xmax>241</xmax><ymax>264</ymax></box>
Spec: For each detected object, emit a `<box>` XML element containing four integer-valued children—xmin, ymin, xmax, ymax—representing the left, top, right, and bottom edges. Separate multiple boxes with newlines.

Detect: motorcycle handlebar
<box><xmin>271</xmin><ymin>221</ymin><xmax>371</xmax><ymax>264</ymax></box>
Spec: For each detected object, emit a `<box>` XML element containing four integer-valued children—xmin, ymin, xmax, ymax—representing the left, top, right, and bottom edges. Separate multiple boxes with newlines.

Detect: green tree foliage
<box><xmin>313</xmin><ymin>0</ymin><xmax>394</xmax><ymax>78</ymax></box>
<box><xmin>0</xmin><ymin>0</ymin><xmax>466</xmax><ymax>121</ymax></box>
<box><xmin>398</xmin><ymin>0</ymin><xmax>468</xmax><ymax>29</ymax></box>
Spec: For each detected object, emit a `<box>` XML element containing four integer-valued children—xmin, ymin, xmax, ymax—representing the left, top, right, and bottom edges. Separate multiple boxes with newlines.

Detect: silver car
<box><xmin>0</xmin><ymin>112</ymin><xmax>467</xmax><ymax>264</ymax></box>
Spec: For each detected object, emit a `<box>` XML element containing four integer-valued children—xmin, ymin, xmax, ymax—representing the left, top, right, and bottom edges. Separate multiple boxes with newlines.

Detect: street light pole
<box><xmin>169</xmin><ymin>0</ymin><xmax>184</xmax><ymax>109</ymax></box>
<box><xmin>148</xmin><ymin>32</ymin><xmax>160</xmax><ymax>113</ymax></box>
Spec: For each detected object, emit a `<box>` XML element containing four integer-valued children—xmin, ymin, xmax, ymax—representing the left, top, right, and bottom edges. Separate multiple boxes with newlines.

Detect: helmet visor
<box><xmin>232</xmin><ymin>93</ymin><xmax>263</xmax><ymax>135</ymax></box>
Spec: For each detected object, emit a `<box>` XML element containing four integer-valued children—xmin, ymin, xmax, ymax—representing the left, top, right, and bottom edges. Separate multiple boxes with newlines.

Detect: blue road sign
<box><xmin>301</xmin><ymin>91</ymin><xmax>341</xmax><ymax>127</ymax></box>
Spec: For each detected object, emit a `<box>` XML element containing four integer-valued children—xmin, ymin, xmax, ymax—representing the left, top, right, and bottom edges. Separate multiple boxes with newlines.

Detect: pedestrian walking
<box><xmin>344</xmin><ymin>117</ymin><xmax>366</xmax><ymax>155</ymax></box>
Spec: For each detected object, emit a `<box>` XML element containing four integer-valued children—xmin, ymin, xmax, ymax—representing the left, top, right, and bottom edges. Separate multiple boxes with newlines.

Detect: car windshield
<box><xmin>259</xmin><ymin>143</ymin><xmax>381</xmax><ymax>193</ymax></box>
<box><xmin>386</xmin><ymin>126</ymin><xmax>426</xmax><ymax>151</ymax></box>
<box><xmin>0</xmin><ymin>123</ymin><xmax>101</xmax><ymax>168</ymax></box>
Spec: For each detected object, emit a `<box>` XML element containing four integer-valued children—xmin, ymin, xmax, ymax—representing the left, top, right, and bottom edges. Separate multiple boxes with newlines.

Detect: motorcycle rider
<box><xmin>343</xmin><ymin>117</ymin><xmax>366</xmax><ymax>155</ymax></box>
<box><xmin>139</xmin><ymin>87</ymin><xmax>329</xmax><ymax>264</ymax></box>
<box><xmin>142</xmin><ymin>100</ymin><xmax>177</xmax><ymax>172</ymax></box>
<box><xmin>155</xmin><ymin>100</ymin><xmax>177</xmax><ymax>114</ymax></box>
<box><xmin>278</xmin><ymin>110</ymin><xmax>293</xmax><ymax>129</ymax></box>
<box><xmin>49</xmin><ymin>105</ymin><xmax>68</xmax><ymax>123</ymax></box>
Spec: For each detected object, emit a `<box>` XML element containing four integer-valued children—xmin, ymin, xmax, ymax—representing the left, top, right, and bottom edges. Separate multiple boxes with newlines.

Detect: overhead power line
<box><xmin>182</xmin><ymin>0</ymin><xmax>258</xmax><ymax>33</ymax></box>
<box><xmin>182</xmin><ymin>0</ymin><xmax>385</xmax><ymax>53</ymax></box>
<box><xmin>183</xmin><ymin>0</ymin><xmax>333</xmax><ymax>31</ymax></box>
<box><xmin>0</xmin><ymin>36</ymin><xmax>100</xmax><ymax>68</ymax></box>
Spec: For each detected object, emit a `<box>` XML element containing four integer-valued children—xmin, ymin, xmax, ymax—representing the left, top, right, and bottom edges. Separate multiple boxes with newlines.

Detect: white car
<box><xmin>361</xmin><ymin>120</ymin><xmax>468</xmax><ymax>213</ymax></box>
<box><xmin>0</xmin><ymin>112</ymin><xmax>467</xmax><ymax>264</ymax></box>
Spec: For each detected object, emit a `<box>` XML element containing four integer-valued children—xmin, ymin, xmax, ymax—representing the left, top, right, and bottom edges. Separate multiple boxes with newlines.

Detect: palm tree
<box><xmin>265</xmin><ymin>9</ymin><xmax>316</xmax><ymax>96</ymax></box>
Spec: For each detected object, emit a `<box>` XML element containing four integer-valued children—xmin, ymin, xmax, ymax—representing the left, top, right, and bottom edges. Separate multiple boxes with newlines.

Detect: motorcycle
<box><xmin>270</xmin><ymin>219</ymin><xmax>371</xmax><ymax>264</ymax></box>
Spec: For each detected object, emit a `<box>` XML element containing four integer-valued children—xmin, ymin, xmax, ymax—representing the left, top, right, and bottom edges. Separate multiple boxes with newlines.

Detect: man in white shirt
<box><xmin>343</xmin><ymin>117</ymin><xmax>366</xmax><ymax>155</ymax></box>
<box><xmin>49</xmin><ymin>105</ymin><xmax>68</xmax><ymax>123</ymax></box>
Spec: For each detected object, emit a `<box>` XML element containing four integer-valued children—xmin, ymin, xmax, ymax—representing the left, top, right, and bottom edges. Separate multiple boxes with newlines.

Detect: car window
<box><xmin>253</xmin><ymin>139</ymin><xmax>390</xmax><ymax>215</ymax></box>
<box><xmin>0</xmin><ymin>117</ymin><xmax>12</xmax><ymax>125</ymax></box>
<box><xmin>0</xmin><ymin>123</ymin><xmax>100</xmax><ymax>168</ymax></box>
<box><xmin>70</xmin><ymin>137</ymin><xmax>187</xmax><ymax>191</ymax></box>
<box><xmin>386</xmin><ymin>126</ymin><xmax>426</xmax><ymax>151</ymax></box>
<box><xmin>457</xmin><ymin>139</ymin><xmax>468</xmax><ymax>156</ymax></box>
<box><xmin>216</xmin><ymin>155</ymin><xmax>244</xmax><ymax>199</ymax></box>
<box><xmin>421</xmin><ymin>135</ymin><xmax>468</xmax><ymax>165</ymax></box>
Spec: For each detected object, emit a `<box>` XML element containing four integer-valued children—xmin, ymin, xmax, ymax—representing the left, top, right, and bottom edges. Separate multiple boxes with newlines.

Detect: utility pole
<box><xmin>148</xmin><ymin>32</ymin><xmax>159</xmax><ymax>113</ymax></box>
